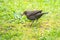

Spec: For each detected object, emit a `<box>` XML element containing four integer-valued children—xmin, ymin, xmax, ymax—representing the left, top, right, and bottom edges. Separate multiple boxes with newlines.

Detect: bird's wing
<box><xmin>33</xmin><ymin>10</ymin><xmax>42</xmax><ymax>14</ymax></box>
<box><xmin>29</xmin><ymin>10</ymin><xmax>42</xmax><ymax>16</ymax></box>
<box><xmin>25</xmin><ymin>10</ymin><xmax>42</xmax><ymax>16</ymax></box>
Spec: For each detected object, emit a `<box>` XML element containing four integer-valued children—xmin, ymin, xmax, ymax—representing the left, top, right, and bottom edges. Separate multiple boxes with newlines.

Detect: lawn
<box><xmin>0</xmin><ymin>0</ymin><xmax>60</xmax><ymax>40</ymax></box>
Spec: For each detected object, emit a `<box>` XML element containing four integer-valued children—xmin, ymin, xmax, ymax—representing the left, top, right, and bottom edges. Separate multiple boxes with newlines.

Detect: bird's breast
<box><xmin>27</xmin><ymin>15</ymin><xmax>36</xmax><ymax>20</ymax></box>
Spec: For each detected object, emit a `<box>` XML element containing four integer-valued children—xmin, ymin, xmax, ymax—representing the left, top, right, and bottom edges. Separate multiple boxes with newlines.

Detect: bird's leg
<box><xmin>35</xmin><ymin>19</ymin><xmax>38</xmax><ymax>25</ymax></box>
<box><xmin>30</xmin><ymin>20</ymin><xmax>34</xmax><ymax>27</ymax></box>
<box><xmin>30</xmin><ymin>20</ymin><xmax>38</xmax><ymax>27</ymax></box>
<box><xmin>31</xmin><ymin>20</ymin><xmax>38</xmax><ymax>27</ymax></box>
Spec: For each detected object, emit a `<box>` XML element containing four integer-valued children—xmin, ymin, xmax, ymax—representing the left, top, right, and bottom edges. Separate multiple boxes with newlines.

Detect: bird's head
<box><xmin>23</xmin><ymin>11</ymin><xmax>27</xmax><ymax>15</ymax></box>
<box><xmin>21</xmin><ymin>11</ymin><xmax>27</xmax><ymax>16</ymax></box>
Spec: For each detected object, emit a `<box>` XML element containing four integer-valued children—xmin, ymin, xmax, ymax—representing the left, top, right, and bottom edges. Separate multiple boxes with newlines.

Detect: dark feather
<box><xmin>23</xmin><ymin>10</ymin><xmax>47</xmax><ymax>20</ymax></box>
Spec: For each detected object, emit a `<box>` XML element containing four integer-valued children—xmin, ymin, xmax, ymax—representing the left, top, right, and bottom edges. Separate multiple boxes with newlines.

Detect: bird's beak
<box><xmin>20</xmin><ymin>13</ymin><xmax>24</xmax><ymax>16</ymax></box>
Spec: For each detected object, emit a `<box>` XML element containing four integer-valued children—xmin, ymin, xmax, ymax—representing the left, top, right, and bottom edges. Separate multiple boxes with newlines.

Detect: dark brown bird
<box><xmin>23</xmin><ymin>10</ymin><xmax>47</xmax><ymax>20</ymax></box>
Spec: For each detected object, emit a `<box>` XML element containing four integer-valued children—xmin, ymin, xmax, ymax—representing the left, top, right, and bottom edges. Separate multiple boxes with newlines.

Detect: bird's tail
<box><xmin>42</xmin><ymin>12</ymin><xmax>48</xmax><ymax>14</ymax></box>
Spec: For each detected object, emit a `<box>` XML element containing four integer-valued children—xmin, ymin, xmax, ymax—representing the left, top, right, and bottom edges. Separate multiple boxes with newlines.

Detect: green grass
<box><xmin>0</xmin><ymin>0</ymin><xmax>60</xmax><ymax>40</ymax></box>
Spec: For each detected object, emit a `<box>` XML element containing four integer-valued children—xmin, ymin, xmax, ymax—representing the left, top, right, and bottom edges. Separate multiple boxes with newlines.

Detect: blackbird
<box><xmin>23</xmin><ymin>10</ymin><xmax>47</xmax><ymax>20</ymax></box>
